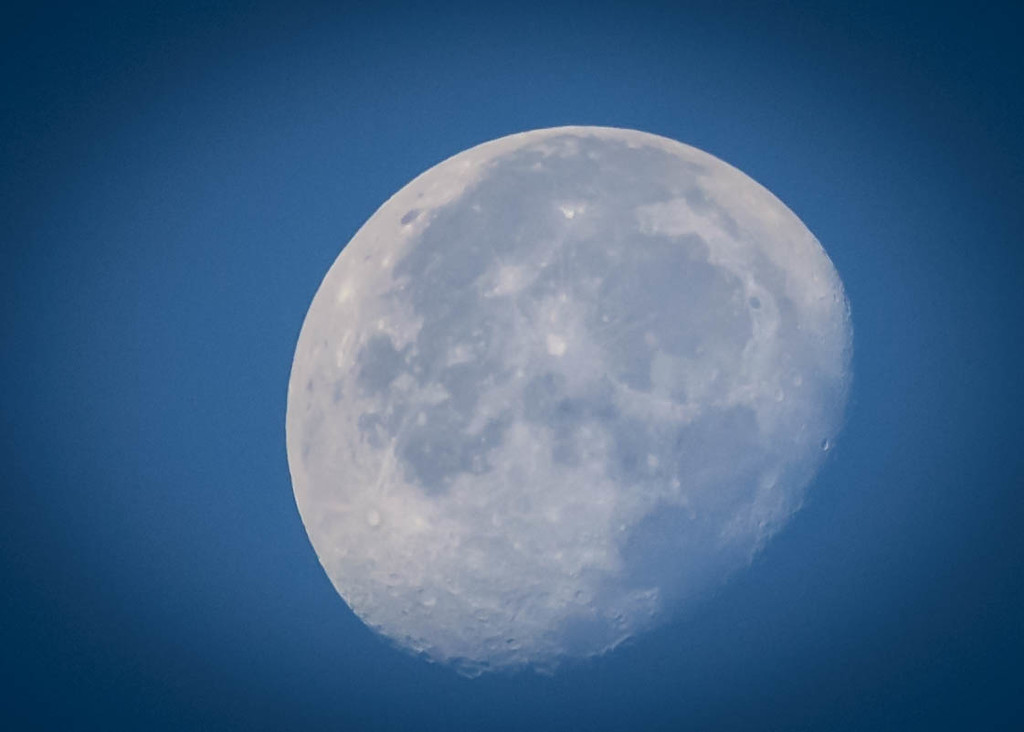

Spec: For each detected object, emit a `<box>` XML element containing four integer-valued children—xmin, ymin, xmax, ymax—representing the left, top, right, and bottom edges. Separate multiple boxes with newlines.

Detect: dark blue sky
<box><xmin>3</xmin><ymin>1</ymin><xmax>1022</xmax><ymax>729</ymax></box>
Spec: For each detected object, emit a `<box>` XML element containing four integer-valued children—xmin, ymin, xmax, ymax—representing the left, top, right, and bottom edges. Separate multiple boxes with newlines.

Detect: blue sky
<box><xmin>2</xmin><ymin>1</ymin><xmax>1022</xmax><ymax>729</ymax></box>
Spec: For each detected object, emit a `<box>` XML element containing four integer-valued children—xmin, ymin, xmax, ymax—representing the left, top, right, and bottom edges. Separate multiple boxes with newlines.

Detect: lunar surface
<box><xmin>286</xmin><ymin>126</ymin><xmax>852</xmax><ymax>674</ymax></box>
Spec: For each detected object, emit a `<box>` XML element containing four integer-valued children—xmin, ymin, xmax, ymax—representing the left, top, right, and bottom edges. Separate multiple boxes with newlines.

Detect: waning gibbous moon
<box><xmin>286</xmin><ymin>126</ymin><xmax>852</xmax><ymax>675</ymax></box>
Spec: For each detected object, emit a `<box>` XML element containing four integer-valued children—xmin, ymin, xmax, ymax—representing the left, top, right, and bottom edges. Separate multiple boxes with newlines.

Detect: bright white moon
<box><xmin>286</xmin><ymin>126</ymin><xmax>852</xmax><ymax>674</ymax></box>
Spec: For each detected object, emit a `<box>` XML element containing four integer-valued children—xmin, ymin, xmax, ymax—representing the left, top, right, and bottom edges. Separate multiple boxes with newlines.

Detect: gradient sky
<box><xmin>2</xmin><ymin>1</ymin><xmax>1022</xmax><ymax>730</ymax></box>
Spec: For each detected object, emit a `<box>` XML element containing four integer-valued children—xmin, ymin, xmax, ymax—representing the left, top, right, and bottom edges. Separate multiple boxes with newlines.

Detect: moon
<box><xmin>286</xmin><ymin>126</ymin><xmax>852</xmax><ymax>675</ymax></box>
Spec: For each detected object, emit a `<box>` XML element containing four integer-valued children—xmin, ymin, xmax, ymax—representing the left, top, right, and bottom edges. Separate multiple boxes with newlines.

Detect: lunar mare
<box><xmin>286</xmin><ymin>127</ymin><xmax>852</xmax><ymax>674</ymax></box>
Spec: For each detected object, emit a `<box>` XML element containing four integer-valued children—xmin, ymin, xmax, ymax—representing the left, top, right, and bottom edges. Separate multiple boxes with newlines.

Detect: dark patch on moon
<box><xmin>356</xmin><ymin>334</ymin><xmax>407</xmax><ymax>395</ymax></box>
